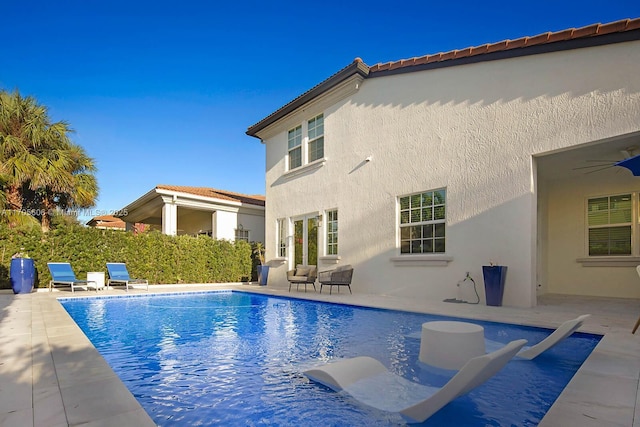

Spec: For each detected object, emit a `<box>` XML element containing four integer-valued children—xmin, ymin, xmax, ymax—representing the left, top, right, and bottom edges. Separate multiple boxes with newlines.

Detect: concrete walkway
<box><xmin>1</xmin><ymin>284</ymin><xmax>639</xmax><ymax>426</ymax></box>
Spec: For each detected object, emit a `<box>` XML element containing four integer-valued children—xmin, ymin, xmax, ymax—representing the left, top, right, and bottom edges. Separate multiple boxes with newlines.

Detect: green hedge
<box><xmin>0</xmin><ymin>224</ymin><xmax>255</xmax><ymax>289</ymax></box>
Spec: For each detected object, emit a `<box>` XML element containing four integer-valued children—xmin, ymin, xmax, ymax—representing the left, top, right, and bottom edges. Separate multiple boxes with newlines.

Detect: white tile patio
<box><xmin>0</xmin><ymin>284</ymin><xmax>638</xmax><ymax>426</ymax></box>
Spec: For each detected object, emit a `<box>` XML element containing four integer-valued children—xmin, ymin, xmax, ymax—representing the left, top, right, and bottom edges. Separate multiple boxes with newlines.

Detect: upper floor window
<box><xmin>399</xmin><ymin>189</ymin><xmax>446</xmax><ymax>254</ymax></box>
<box><xmin>288</xmin><ymin>125</ymin><xmax>302</xmax><ymax>170</ymax></box>
<box><xmin>587</xmin><ymin>194</ymin><xmax>632</xmax><ymax>256</ymax></box>
<box><xmin>286</xmin><ymin>113</ymin><xmax>325</xmax><ymax>171</ymax></box>
<box><xmin>326</xmin><ymin>209</ymin><xmax>338</xmax><ymax>255</ymax></box>
<box><xmin>307</xmin><ymin>114</ymin><xmax>324</xmax><ymax>163</ymax></box>
<box><xmin>277</xmin><ymin>218</ymin><xmax>287</xmax><ymax>257</ymax></box>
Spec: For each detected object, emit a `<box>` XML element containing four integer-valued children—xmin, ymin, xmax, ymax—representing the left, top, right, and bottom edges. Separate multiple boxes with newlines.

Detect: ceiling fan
<box><xmin>572</xmin><ymin>147</ymin><xmax>638</xmax><ymax>175</ymax></box>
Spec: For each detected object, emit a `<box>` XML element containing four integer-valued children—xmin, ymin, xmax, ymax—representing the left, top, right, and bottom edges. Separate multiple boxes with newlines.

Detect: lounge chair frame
<box><xmin>47</xmin><ymin>262</ymin><xmax>98</xmax><ymax>293</ymax></box>
<box><xmin>106</xmin><ymin>263</ymin><xmax>149</xmax><ymax>291</ymax></box>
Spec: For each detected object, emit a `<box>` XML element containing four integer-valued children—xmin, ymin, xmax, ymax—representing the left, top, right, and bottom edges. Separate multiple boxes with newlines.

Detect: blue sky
<box><xmin>2</xmin><ymin>1</ymin><xmax>639</xmax><ymax>222</ymax></box>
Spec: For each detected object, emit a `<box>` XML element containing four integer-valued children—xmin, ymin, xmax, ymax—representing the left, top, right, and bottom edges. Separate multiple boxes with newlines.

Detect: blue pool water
<box><xmin>60</xmin><ymin>291</ymin><xmax>600</xmax><ymax>426</ymax></box>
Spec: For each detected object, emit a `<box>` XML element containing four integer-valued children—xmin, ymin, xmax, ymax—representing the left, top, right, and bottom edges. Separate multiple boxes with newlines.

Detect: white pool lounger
<box><xmin>303</xmin><ymin>339</ymin><xmax>527</xmax><ymax>424</ymax></box>
<box><xmin>405</xmin><ymin>314</ymin><xmax>591</xmax><ymax>361</ymax></box>
<box><xmin>485</xmin><ymin>314</ymin><xmax>591</xmax><ymax>360</ymax></box>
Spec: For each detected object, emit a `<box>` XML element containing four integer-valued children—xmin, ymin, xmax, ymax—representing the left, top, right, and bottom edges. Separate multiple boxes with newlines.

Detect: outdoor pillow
<box><xmin>296</xmin><ymin>267</ymin><xmax>311</xmax><ymax>277</ymax></box>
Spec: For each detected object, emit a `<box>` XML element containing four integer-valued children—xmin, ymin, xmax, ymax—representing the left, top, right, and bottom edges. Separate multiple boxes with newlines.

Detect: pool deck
<box><xmin>1</xmin><ymin>284</ymin><xmax>639</xmax><ymax>426</ymax></box>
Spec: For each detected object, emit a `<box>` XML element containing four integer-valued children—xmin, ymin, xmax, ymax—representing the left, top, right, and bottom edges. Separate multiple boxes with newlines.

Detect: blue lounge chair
<box><xmin>106</xmin><ymin>263</ymin><xmax>149</xmax><ymax>291</ymax></box>
<box><xmin>47</xmin><ymin>262</ymin><xmax>98</xmax><ymax>293</ymax></box>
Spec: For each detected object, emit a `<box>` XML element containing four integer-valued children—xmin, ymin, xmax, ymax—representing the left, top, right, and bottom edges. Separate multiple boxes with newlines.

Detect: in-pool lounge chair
<box><xmin>304</xmin><ymin>339</ymin><xmax>527</xmax><ymax>424</ymax></box>
<box><xmin>106</xmin><ymin>263</ymin><xmax>149</xmax><ymax>291</ymax></box>
<box><xmin>47</xmin><ymin>262</ymin><xmax>98</xmax><ymax>293</ymax></box>
<box><xmin>484</xmin><ymin>314</ymin><xmax>591</xmax><ymax>360</ymax></box>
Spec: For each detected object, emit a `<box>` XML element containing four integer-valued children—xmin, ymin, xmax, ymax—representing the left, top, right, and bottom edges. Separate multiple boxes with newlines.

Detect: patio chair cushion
<box><xmin>295</xmin><ymin>267</ymin><xmax>311</xmax><ymax>276</ymax></box>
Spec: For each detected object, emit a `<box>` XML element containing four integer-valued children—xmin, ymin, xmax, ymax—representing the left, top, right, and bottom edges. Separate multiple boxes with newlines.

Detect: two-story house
<box><xmin>247</xmin><ymin>18</ymin><xmax>640</xmax><ymax>307</ymax></box>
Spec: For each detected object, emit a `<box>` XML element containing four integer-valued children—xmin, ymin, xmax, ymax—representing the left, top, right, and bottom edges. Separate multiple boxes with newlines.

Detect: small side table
<box><xmin>419</xmin><ymin>321</ymin><xmax>485</xmax><ymax>370</ymax></box>
<box><xmin>87</xmin><ymin>272</ymin><xmax>105</xmax><ymax>291</ymax></box>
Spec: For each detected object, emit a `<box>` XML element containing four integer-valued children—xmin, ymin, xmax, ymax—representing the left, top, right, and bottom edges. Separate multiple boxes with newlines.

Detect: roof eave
<box><xmin>246</xmin><ymin>59</ymin><xmax>370</xmax><ymax>138</ymax></box>
<box><xmin>369</xmin><ymin>27</ymin><xmax>640</xmax><ymax>78</ymax></box>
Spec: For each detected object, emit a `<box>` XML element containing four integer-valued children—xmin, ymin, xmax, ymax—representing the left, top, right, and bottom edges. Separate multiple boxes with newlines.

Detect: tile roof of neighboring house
<box><xmin>86</xmin><ymin>215</ymin><xmax>126</xmax><ymax>229</ymax></box>
<box><xmin>246</xmin><ymin>18</ymin><xmax>640</xmax><ymax>137</ymax></box>
<box><xmin>156</xmin><ymin>185</ymin><xmax>266</xmax><ymax>206</ymax></box>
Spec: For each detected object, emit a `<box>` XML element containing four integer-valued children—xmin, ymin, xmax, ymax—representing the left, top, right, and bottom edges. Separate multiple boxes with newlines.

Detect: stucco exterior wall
<box><xmin>237</xmin><ymin>212</ymin><xmax>266</xmax><ymax>243</ymax></box>
<box><xmin>263</xmin><ymin>40</ymin><xmax>640</xmax><ymax>307</ymax></box>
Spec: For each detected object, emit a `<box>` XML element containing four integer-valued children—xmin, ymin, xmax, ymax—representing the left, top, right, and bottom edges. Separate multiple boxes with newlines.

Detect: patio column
<box><xmin>162</xmin><ymin>201</ymin><xmax>178</xmax><ymax>236</ymax></box>
<box><xmin>212</xmin><ymin>210</ymin><xmax>237</xmax><ymax>240</ymax></box>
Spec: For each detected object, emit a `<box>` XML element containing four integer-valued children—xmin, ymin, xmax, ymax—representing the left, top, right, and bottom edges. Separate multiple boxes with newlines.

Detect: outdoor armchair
<box><xmin>318</xmin><ymin>264</ymin><xmax>354</xmax><ymax>294</ymax></box>
<box><xmin>287</xmin><ymin>264</ymin><xmax>317</xmax><ymax>292</ymax></box>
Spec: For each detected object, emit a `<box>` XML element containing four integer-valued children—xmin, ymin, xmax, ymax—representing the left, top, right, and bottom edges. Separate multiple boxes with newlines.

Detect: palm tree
<box><xmin>0</xmin><ymin>89</ymin><xmax>98</xmax><ymax>231</ymax></box>
<box><xmin>25</xmin><ymin>144</ymin><xmax>98</xmax><ymax>231</ymax></box>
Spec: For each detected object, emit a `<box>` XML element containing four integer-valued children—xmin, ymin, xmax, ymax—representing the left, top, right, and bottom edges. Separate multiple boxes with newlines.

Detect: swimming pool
<box><xmin>60</xmin><ymin>291</ymin><xmax>600</xmax><ymax>426</ymax></box>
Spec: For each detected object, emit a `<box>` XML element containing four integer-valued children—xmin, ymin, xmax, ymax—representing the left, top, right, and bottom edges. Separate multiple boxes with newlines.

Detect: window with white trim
<box><xmin>587</xmin><ymin>194</ymin><xmax>632</xmax><ymax>256</ymax></box>
<box><xmin>399</xmin><ymin>189</ymin><xmax>446</xmax><ymax>254</ymax></box>
<box><xmin>288</xmin><ymin>125</ymin><xmax>302</xmax><ymax>170</ymax></box>
<box><xmin>277</xmin><ymin>218</ymin><xmax>287</xmax><ymax>257</ymax></box>
<box><xmin>307</xmin><ymin>114</ymin><xmax>324</xmax><ymax>163</ymax></box>
<box><xmin>235</xmin><ymin>228</ymin><xmax>249</xmax><ymax>242</ymax></box>
<box><xmin>326</xmin><ymin>209</ymin><xmax>338</xmax><ymax>255</ymax></box>
<box><xmin>286</xmin><ymin>113</ymin><xmax>325</xmax><ymax>171</ymax></box>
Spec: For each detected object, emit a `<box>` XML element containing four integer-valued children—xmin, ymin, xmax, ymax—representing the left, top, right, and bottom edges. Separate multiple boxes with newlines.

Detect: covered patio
<box><xmin>117</xmin><ymin>185</ymin><xmax>265</xmax><ymax>241</ymax></box>
<box><xmin>536</xmin><ymin>130</ymin><xmax>640</xmax><ymax>300</ymax></box>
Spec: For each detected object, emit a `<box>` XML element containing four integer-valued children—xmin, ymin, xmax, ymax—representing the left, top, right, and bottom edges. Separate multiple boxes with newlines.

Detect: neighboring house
<box><xmin>118</xmin><ymin>185</ymin><xmax>266</xmax><ymax>242</ymax></box>
<box><xmin>86</xmin><ymin>215</ymin><xmax>126</xmax><ymax>231</ymax></box>
<box><xmin>247</xmin><ymin>18</ymin><xmax>640</xmax><ymax>307</ymax></box>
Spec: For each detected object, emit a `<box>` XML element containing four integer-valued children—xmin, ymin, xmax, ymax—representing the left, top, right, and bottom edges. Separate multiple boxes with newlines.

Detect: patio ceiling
<box><xmin>536</xmin><ymin>131</ymin><xmax>640</xmax><ymax>181</ymax></box>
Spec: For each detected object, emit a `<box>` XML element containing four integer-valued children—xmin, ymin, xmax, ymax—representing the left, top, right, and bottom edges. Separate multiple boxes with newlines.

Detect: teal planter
<box><xmin>482</xmin><ymin>266</ymin><xmax>507</xmax><ymax>306</ymax></box>
<box><xmin>10</xmin><ymin>258</ymin><xmax>35</xmax><ymax>294</ymax></box>
<box><xmin>257</xmin><ymin>265</ymin><xmax>269</xmax><ymax>286</ymax></box>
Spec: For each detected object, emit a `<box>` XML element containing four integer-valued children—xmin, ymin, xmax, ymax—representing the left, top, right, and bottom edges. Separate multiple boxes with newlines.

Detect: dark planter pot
<box><xmin>482</xmin><ymin>266</ymin><xmax>507</xmax><ymax>307</ymax></box>
<box><xmin>10</xmin><ymin>258</ymin><xmax>35</xmax><ymax>294</ymax></box>
<box><xmin>257</xmin><ymin>265</ymin><xmax>269</xmax><ymax>286</ymax></box>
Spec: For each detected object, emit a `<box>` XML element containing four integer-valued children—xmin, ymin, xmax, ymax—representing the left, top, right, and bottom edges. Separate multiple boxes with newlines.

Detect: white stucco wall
<box><xmin>237</xmin><ymin>212</ymin><xmax>266</xmax><ymax>243</ymax></box>
<box><xmin>262</xmin><ymin>40</ymin><xmax>640</xmax><ymax>307</ymax></box>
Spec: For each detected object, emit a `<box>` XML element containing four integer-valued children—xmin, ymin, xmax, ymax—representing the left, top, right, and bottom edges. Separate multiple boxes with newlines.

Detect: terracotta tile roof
<box><xmin>156</xmin><ymin>185</ymin><xmax>265</xmax><ymax>206</ymax></box>
<box><xmin>246</xmin><ymin>18</ymin><xmax>640</xmax><ymax>138</ymax></box>
<box><xmin>369</xmin><ymin>18</ymin><xmax>640</xmax><ymax>73</ymax></box>
<box><xmin>86</xmin><ymin>215</ymin><xmax>126</xmax><ymax>229</ymax></box>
